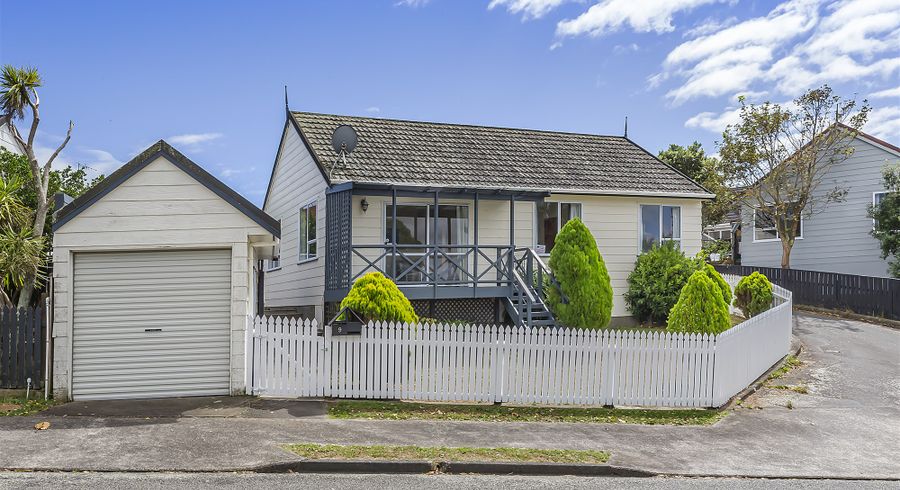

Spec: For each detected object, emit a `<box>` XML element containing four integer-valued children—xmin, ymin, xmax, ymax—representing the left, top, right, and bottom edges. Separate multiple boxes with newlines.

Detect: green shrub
<box><xmin>702</xmin><ymin>263</ymin><xmax>732</xmax><ymax>306</ymax></box>
<box><xmin>339</xmin><ymin>272</ymin><xmax>419</xmax><ymax>324</ymax></box>
<box><xmin>624</xmin><ymin>242</ymin><xmax>701</xmax><ymax>325</ymax></box>
<box><xmin>734</xmin><ymin>271</ymin><xmax>773</xmax><ymax>318</ymax></box>
<box><xmin>546</xmin><ymin>218</ymin><xmax>613</xmax><ymax>329</ymax></box>
<box><xmin>667</xmin><ymin>270</ymin><xmax>731</xmax><ymax>335</ymax></box>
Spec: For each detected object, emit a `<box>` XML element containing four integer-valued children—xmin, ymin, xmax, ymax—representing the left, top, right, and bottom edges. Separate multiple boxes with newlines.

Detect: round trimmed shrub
<box><xmin>547</xmin><ymin>218</ymin><xmax>613</xmax><ymax>329</ymax></box>
<box><xmin>702</xmin><ymin>263</ymin><xmax>732</xmax><ymax>306</ymax></box>
<box><xmin>734</xmin><ymin>271</ymin><xmax>773</xmax><ymax>318</ymax></box>
<box><xmin>339</xmin><ymin>272</ymin><xmax>419</xmax><ymax>324</ymax></box>
<box><xmin>667</xmin><ymin>270</ymin><xmax>731</xmax><ymax>335</ymax></box>
<box><xmin>624</xmin><ymin>242</ymin><xmax>701</xmax><ymax>325</ymax></box>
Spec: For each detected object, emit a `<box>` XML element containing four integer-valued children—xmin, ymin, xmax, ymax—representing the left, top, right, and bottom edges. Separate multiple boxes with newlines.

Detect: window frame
<box><xmin>298</xmin><ymin>200</ymin><xmax>318</xmax><ymax>263</ymax></box>
<box><xmin>873</xmin><ymin>191</ymin><xmax>888</xmax><ymax>228</ymax></box>
<box><xmin>533</xmin><ymin>201</ymin><xmax>583</xmax><ymax>255</ymax></box>
<box><xmin>752</xmin><ymin>203</ymin><xmax>804</xmax><ymax>243</ymax></box>
<box><xmin>265</xmin><ymin>220</ymin><xmax>283</xmax><ymax>271</ymax></box>
<box><xmin>638</xmin><ymin>204</ymin><xmax>682</xmax><ymax>253</ymax></box>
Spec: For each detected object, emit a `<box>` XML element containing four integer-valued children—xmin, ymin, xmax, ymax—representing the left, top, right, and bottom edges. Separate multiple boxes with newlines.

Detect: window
<box><xmin>535</xmin><ymin>201</ymin><xmax>582</xmax><ymax>254</ymax></box>
<box><xmin>265</xmin><ymin>227</ymin><xmax>281</xmax><ymax>271</ymax></box>
<box><xmin>873</xmin><ymin>191</ymin><xmax>888</xmax><ymax>227</ymax></box>
<box><xmin>753</xmin><ymin>204</ymin><xmax>802</xmax><ymax>242</ymax></box>
<box><xmin>299</xmin><ymin>202</ymin><xmax>317</xmax><ymax>262</ymax></box>
<box><xmin>384</xmin><ymin>204</ymin><xmax>469</xmax><ymax>282</ymax></box>
<box><xmin>640</xmin><ymin>205</ymin><xmax>681</xmax><ymax>252</ymax></box>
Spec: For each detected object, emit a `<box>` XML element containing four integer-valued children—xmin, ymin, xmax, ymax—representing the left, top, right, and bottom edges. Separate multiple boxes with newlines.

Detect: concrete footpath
<box><xmin>0</xmin><ymin>313</ymin><xmax>897</xmax><ymax>480</ymax></box>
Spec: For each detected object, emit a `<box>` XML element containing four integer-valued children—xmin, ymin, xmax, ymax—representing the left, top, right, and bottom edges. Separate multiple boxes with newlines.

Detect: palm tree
<box><xmin>1</xmin><ymin>65</ymin><xmax>73</xmax><ymax>307</ymax></box>
<box><xmin>0</xmin><ymin>175</ymin><xmax>44</xmax><ymax>307</ymax></box>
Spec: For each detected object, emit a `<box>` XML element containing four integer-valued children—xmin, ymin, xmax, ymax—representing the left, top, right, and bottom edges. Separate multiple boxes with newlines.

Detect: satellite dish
<box><xmin>331</xmin><ymin>124</ymin><xmax>358</xmax><ymax>155</ymax></box>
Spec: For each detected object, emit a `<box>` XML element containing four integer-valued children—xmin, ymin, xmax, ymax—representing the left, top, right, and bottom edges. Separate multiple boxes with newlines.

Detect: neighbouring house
<box><xmin>0</xmin><ymin>123</ymin><xmax>25</xmax><ymax>154</ymax></box>
<box><xmin>263</xmin><ymin>111</ymin><xmax>713</xmax><ymax>327</ymax></box>
<box><xmin>739</xmin><ymin>128</ymin><xmax>900</xmax><ymax>278</ymax></box>
<box><xmin>51</xmin><ymin>141</ymin><xmax>279</xmax><ymax>400</ymax></box>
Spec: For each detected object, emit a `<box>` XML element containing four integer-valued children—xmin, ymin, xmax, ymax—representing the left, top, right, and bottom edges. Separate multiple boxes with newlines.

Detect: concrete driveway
<box><xmin>0</xmin><ymin>312</ymin><xmax>896</xmax><ymax>479</ymax></box>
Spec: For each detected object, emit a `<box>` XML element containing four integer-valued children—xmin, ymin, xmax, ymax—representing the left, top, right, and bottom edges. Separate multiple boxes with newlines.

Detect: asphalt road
<box><xmin>0</xmin><ymin>472</ymin><xmax>893</xmax><ymax>490</ymax></box>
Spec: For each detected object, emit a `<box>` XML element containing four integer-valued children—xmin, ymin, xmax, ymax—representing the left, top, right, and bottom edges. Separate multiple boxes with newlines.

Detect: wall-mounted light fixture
<box><xmin>361</xmin><ymin>197</ymin><xmax>369</xmax><ymax>213</ymax></box>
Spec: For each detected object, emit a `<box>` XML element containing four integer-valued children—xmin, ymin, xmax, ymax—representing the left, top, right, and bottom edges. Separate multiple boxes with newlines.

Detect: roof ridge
<box><xmin>291</xmin><ymin>110</ymin><xmax>628</xmax><ymax>140</ymax></box>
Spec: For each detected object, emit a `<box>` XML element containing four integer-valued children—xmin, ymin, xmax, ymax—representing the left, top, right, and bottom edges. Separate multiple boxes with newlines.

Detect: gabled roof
<box><xmin>288</xmin><ymin>111</ymin><xmax>713</xmax><ymax>198</ymax></box>
<box><xmin>53</xmin><ymin>140</ymin><xmax>280</xmax><ymax>236</ymax></box>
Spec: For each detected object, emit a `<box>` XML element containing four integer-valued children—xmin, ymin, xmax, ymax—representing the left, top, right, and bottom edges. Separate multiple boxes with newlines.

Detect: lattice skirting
<box><xmin>327</xmin><ymin>298</ymin><xmax>501</xmax><ymax>325</ymax></box>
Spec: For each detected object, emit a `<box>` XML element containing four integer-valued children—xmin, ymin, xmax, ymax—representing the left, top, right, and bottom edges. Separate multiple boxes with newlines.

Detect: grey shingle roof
<box><xmin>291</xmin><ymin>111</ymin><xmax>711</xmax><ymax>196</ymax></box>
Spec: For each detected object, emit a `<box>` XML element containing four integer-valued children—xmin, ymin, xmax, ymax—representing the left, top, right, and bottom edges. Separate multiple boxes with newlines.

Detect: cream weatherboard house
<box><xmin>263</xmin><ymin>111</ymin><xmax>713</xmax><ymax>326</ymax></box>
<box><xmin>51</xmin><ymin>141</ymin><xmax>279</xmax><ymax>400</ymax></box>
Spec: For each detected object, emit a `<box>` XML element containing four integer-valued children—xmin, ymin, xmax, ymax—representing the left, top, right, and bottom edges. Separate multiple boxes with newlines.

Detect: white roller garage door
<box><xmin>72</xmin><ymin>249</ymin><xmax>232</xmax><ymax>400</ymax></box>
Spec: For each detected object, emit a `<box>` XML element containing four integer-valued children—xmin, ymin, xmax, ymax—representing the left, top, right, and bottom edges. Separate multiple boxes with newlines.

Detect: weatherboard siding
<box><xmin>740</xmin><ymin>137</ymin><xmax>896</xmax><ymax>278</ymax></box>
<box><xmin>263</xmin><ymin>125</ymin><xmax>329</xmax><ymax>323</ymax></box>
<box><xmin>348</xmin><ymin>193</ymin><xmax>702</xmax><ymax>318</ymax></box>
<box><xmin>52</xmin><ymin>156</ymin><xmax>268</xmax><ymax>399</ymax></box>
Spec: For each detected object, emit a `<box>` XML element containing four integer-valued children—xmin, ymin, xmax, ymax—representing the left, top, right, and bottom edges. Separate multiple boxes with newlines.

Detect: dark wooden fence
<box><xmin>0</xmin><ymin>307</ymin><xmax>45</xmax><ymax>389</ymax></box>
<box><xmin>715</xmin><ymin>265</ymin><xmax>900</xmax><ymax>321</ymax></box>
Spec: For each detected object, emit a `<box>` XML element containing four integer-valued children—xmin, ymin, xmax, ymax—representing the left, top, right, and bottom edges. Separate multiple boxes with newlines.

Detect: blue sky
<box><xmin>2</xmin><ymin>0</ymin><xmax>897</xmax><ymax>205</ymax></box>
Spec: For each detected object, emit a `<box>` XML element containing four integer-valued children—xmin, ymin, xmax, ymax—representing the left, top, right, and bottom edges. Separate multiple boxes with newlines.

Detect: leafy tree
<box><xmin>702</xmin><ymin>263</ymin><xmax>732</xmax><ymax>306</ymax></box>
<box><xmin>734</xmin><ymin>272</ymin><xmax>773</xmax><ymax>318</ymax></box>
<box><xmin>0</xmin><ymin>175</ymin><xmax>44</xmax><ymax>307</ymax></box>
<box><xmin>340</xmin><ymin>272</ymin><xmax>419</xmax><ymax>324</ymax></box>
<box><xmin>658</xmin><ymin>142</ymin><xmax>732</xmax><ymax>226</ymax></box>
<box><xmin>868</xmin><ymin>165</ymin><xmax>900</xmax><ymax>278</ymax></box>
<box><xmin>719</xmin><ymin>85</ymin><xmax>870</xmax><ymax>268</ymax></box>
<box><xmin>624</xmin><ymin>242</ymin><xmax>701</xmax><ymax>325</ymax></box>
<box><xmin>667</xmin><ymin>270</ymin><xmax>731</xmax><ymax>335</ymax></box>
<box><xmin>0</xmin><ymin>149</ymin><xmax>102</xmax><ymax>305</ymax></box>
<box><xmin>1</xmin><ymin>65</ymin><xmax>75</xmax><ymax>307</ymax></box>
<box><xmin>546</xmin><ymin>218</ymin><xmax>613</xmax><ymax>329</ymax></box>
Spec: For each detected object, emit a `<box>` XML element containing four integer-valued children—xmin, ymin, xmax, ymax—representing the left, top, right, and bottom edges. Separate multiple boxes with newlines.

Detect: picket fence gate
<box><xmin>247</xmin><ymin>274</ymin><xmax>793</xmax><ymax>408</ymax></box>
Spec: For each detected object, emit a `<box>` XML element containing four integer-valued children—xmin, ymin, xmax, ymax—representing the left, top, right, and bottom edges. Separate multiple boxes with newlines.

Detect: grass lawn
<box><xmin>329</xmin><ymin>400</ymin><xmax>725</xmax><ymax>425</ymax></box>
<box><xmin>0</xmin><ymin>396</ymin><xmax>57</xmax><ymax>416</ymax></box>
<box><xmin>284</xmin><ymin>443</ymin><xmax>610</xmax><ymax>464</ymax></box>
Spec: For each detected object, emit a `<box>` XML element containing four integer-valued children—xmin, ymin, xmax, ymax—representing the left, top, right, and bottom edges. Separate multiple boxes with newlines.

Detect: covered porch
<box><xmin>324</xmin><ymin>182</ymin><xmax>551</xmax><ymax>303</ymax></box>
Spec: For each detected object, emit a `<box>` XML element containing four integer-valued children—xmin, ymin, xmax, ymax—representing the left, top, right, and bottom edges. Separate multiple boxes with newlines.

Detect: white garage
<box><xmin>52</xmin><ymin>140</ymin><xmax>279</xmax><ymax>401</ymax></box>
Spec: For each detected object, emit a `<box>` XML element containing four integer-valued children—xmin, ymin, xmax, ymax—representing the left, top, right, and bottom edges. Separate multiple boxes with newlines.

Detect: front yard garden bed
<box><xmin>329</xmin><ymin>400</ymin><xmax>726</xmax><ymax>425</ymax></box>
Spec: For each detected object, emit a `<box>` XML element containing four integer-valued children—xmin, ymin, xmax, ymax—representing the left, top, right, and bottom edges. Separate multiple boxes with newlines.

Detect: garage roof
<box><xmin>53</xmin><ymin>140</ymin><xmax>280</xmax><ymax>236</ymax></box>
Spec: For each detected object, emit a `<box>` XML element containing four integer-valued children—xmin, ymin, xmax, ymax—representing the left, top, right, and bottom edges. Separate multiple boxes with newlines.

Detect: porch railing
<box><xmin>349</xmin><ymin>244</ymin><xmax>516</xmax><ymax>291</ymax></box>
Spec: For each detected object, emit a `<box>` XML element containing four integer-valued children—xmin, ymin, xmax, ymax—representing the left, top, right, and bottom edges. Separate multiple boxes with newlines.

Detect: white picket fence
<box><xmin>246</xmin><ymin>274</ymin><xmax>793</xmax><ymax>408</ymax></box>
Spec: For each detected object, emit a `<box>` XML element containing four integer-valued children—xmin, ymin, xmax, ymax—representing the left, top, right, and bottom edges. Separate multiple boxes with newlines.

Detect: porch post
<box><xmin>391</xmin><ymin>187</ymin><xmax>397</xmax><ymax>280</ymax></box>
<box><xmin>433</xmin><ymin>190</ymin><xmax>440</xmax><ymax>300</ymax></box>
<box><xmin>509</xmin><ymin>193</ymin><xmax>515</xmax><ymax>286</ymax></box>
<box><xmin>474</xmin><ymin>192</ymin><xmax>479</xmax><ymax>298</ymax></box>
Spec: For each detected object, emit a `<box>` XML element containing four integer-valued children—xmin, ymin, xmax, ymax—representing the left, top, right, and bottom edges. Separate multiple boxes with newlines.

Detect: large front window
<box><xmin>536</xmin><ymin>201</ymin><xmax>582</xmax><ymax>254</ymax></box>
<box><xmin>385</xmin><ymin>204</ymin><xmax>469</xmax><ymax>283</ymax></box>
<box><xmin>640</xmin><ymin>204</ymin><xmax>681</xmax><ymax>252</ymax></box>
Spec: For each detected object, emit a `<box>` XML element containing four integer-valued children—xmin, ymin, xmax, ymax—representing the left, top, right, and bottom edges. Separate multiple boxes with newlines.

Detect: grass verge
<box><xmin>329</xmin><ymin>400</ymin><xmax>725</xmax><ymax>425</ymax></box>
<box><xmin>284</xmin><ymin>443</ymin><xmax>610</xmax><ymax>464</ymax></box>
<box><xmin>0</xmin><ymin>396</ymin><xmax>57</xmax><ymax>416</ymax></box>
<box><xmin>767</xmin><ymin>355</ymin><xmax>803</xmax><ymax>381</ymax></box>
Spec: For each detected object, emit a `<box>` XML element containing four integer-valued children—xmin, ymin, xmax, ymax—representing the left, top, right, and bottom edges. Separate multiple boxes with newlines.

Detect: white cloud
<box><xmin>684</xmin><ymin>106</ymin><xmax>741</xmax><ymax>132</ymax></box>
<box><xmin>395</xmin><ymin>0</ymin><xmax>431</xmax><ymax>7</ymax></box>
<box><xmin>167</xmin><ymin>132</ymin><xmax>223</xmax><ymax>146</ymax></box>
<box><xmin>365</xmin><ymin>106</ymin><xmax>381</xmax><ymax>113</ymax></box>
<box><xmin>865</xmin><ymin>105</ymin><xmax>900</xmax><ymax>142</ymax></box>
<box><xmin>79</xmin><ymin>149</ymin><xmax>124</xmax><ymax>175</ymax></box>
<box><xmin>870</xmin><ymin>86</ymin><xmax>900</xmax><ymax>99</ymax></box>
<box><xmin>556</xmin><ymin>0</ymin><xmax>726</xmax><ymax>38</ymax></box>
<box><xmin>660</xmin><ymin>0</ymin><xmax>900</xmax><ymax>106</ymax></box>
<box><xmin>488</xmin><ymin>0</ymin><xmax>569</xmax><ymax>20</ymax></box>
<box><xmin>613</xmin><ymin>42</ymin><xmax>640</xmax><ymax>54</ymax></box>
<box><xmin>683</xmin><ymin>15</ymin><xmax>737</xmax><ymax>38</ymax></box>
